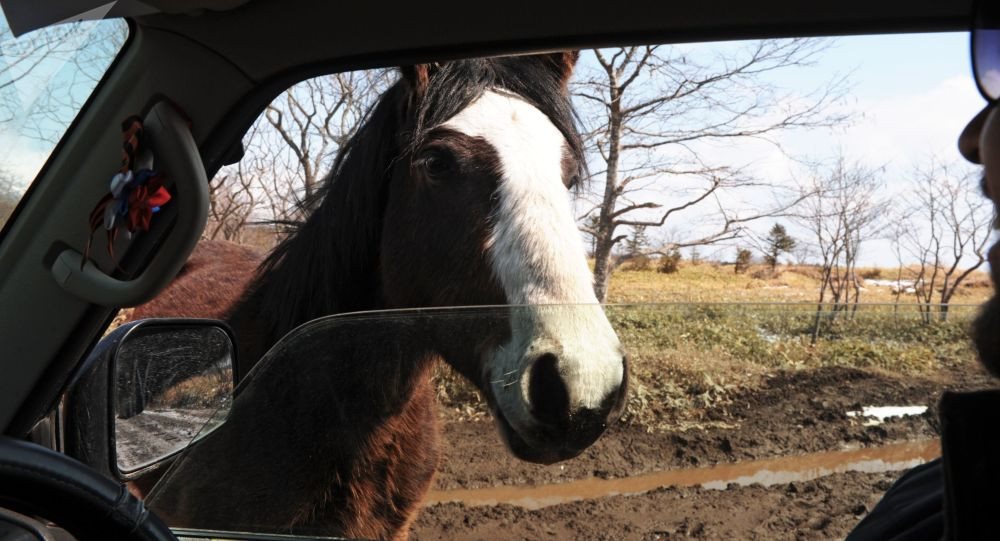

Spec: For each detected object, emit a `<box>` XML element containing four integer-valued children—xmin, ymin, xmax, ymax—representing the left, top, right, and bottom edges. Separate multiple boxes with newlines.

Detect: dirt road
<box><xmin>411</xmin><ymin>363</ymin><xmax>994</xmax><ymax>540</ymax></box>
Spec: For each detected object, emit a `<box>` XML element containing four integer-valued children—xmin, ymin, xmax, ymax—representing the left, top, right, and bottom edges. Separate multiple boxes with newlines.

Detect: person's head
<box><xmin>960</xmin><ymin>1</ymin><xmax>1000</xmax><ymax>374</ymax></box>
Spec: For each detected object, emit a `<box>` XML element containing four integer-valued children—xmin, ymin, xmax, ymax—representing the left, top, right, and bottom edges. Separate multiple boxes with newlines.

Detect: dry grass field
<box><xmin>605</xmin><ymin>260</ymin><xmax>991</xmax><ymax>305</ymax></box>
<box><xmin>436</xmin><ymin>261</ymin><xmax>992</xmax><ymax>429</ymax></box>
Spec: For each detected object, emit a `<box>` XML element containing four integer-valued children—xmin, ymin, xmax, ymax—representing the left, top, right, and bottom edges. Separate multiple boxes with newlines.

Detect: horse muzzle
<box><xmin>486</xmin><ymin>305</ymin><xmax>628</xmax><ymax>464</ymax></box>
<box><xmin>492</xmin><ymin>360</ymin><xmax>629</xmax><ymax>464</ymax></box>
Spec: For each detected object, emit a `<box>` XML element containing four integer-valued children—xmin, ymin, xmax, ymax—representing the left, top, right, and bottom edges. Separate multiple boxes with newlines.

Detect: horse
<box><xmin>140</xmin><ymin>52</ymin><xmax>629</xmax><ymax>540</ymax></box>
<box><xmin>129</xmin><ymin>239</ymin><xmax>264</xmax><ymax>322</ymax></box>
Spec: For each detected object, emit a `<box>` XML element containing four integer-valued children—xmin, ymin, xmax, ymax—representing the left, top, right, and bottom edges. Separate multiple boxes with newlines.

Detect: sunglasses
<box><xmin>973</xmin><ymin>1</ymin><xmax>1000</xmax><ymax>101</ymax></box>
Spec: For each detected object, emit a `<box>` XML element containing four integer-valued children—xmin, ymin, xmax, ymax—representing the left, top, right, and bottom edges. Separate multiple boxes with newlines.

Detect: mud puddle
<box><xmin>425</xmin><ymin>439</ymin><xmax>938</xmax><ymax>510</ymax></box>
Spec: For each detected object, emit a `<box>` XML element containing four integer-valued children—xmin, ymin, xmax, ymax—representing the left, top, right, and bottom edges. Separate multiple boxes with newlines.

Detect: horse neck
<box><xmin>220</xmin><ymin>264</ymin><xmax>440</xmax><ymax>536</ymax></box>
<box><xmin>152</xmin><ymin>308</ymin><xmax>441</xmax><ymax>539</ymax></box>
<box><xmin>225</xmin><ymin>233</ymin><xmax>384</xmax><ymax>373</ymax></box>
<box><xmin>225</xmin><ymin>84</ymin><xmax>411</xmax><ymax>367</ymax></box>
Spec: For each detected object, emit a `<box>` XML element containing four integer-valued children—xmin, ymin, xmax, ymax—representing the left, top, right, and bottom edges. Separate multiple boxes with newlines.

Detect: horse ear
<box><xmin>536</xmin><ymin>51</ymin><xmax>579</xmax><ymax>88</ymax></box>
<box><xmin>399</xmin><ymin>64</ymin><xmax>441</xmax><ymax>98</ymax></box>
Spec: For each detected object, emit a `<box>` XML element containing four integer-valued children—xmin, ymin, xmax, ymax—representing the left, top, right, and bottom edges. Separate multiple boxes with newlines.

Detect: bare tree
<box><xmin>798</xmin><ymin>156</ymin><xmax>888</xmax><ymax>341</ymax></box>
<box><xmin>889</xmin><ymin>220</ymin><xmax>908</xmax><ymax>311</ymax></box>
<box><xmin>789</xmin><ymin>240</ymin><xmax>815</xmax><ymax>266</ymax></box>
<box><xmin>206</xmin><ymin>166</ymin><xmax>256</xmax><ymax>242</ymax></box>
<box><xmin>207</xmin><ymin>69</ymin><xmax>392</xmax><ymax>243</ymax></box>
<box><xmin>898</xmin><ymin>158</ymin><xmax>993</xmax><ymax>321</ymax></box>
<box><xmin>204</xmin><ymin>125</ymin><xmax>264</xmax><ymax>243</ymax></box>
<box><xmin>259</xmin><ymin>70</ymin><xmax>392</xmax><ymax>221</ymax></box>
<box><xmin>573</xmin><ymin>40</ymin><xmax>850</xmax><ymax>300</ymax></box>
<box><xmin>0</xmin><ymin>21</ymin><xmax>127</xmax><ymax>143</ymax></box>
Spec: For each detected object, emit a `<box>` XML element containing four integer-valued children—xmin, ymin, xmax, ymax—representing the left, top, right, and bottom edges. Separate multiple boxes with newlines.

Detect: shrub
<box><xmin>657</xmin><ymin>248</ymin><xmax>682</xmax><ymax>274</ymax></box>
<box><xmin>860</xmin><ymin>268</ymin><xmax>882</xmax><ymax>280</ymax></box>
<box><xmin>620</xmin><ymin>254</ymin><xmax>652</xmax><ymax>271</ymax></box>
<box><xmin>734</xmin><ymin>249</ymin><xmax>753</xmax><ymax>274</ymax></box>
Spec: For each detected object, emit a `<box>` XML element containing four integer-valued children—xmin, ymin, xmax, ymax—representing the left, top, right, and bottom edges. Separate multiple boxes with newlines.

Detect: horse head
<box><xmin>376</xmin><ymin>53</ymin><xmax>628</xmax><ymax>464</ymax></box>
<box><xmin>239</xmin><ymin>52</ymin><xmax>627</xmax><ymax>465</ymax></box>
<box><xmin>143</xmin><ymin>53</ymin><xmax>629</xmax><ymax>538</ymax></box>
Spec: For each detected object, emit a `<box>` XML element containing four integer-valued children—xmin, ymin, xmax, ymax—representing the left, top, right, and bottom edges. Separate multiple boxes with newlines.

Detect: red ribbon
<box><xmin>83</xmin><ymin>115</ymin><xmax>173</xmax><ymax>271</ymax></box>
<box><xmin>126</xmin><ymin>176</ymin><xmax>171</xmax><ymax>231</ymax></box>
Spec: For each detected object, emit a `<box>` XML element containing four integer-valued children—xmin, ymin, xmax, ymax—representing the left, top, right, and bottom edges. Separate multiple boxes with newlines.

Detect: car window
<box><xmin>0</xmin><ymin>14</ymin><xmax>128</xmax><ymax>229</ymax></box>
<box><xmin>112</xmin><ymin>32</ymin><xmax>994</xmax><ymax>540</ymax></box>
<box><xmin>142</xmin><ymin>302</ymin><xmax>984</xmax><ymax>539</ymax></box>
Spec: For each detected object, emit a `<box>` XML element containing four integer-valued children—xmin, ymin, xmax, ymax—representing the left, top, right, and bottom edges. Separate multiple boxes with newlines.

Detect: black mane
<box><xmin>406</xmin><ymin>56</ymin><xmax>584</xmax><ymax>167</ymax></box>
<box><xmin>229</xmin><ymin>55</ymin><xmax>584</xmax><ymax>360</ymax></box>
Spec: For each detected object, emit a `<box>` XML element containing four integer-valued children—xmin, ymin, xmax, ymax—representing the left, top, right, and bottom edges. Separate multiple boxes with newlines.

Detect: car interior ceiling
<box><xmin>0</xmin><ymin>0</ymin><xmax>979</xmax><ymax>439</ymax></box>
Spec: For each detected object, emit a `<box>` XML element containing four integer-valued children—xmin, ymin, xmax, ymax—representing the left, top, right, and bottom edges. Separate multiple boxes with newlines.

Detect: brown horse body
<box><xmin>138</xmin><ymin>241</ymin><xmax>440</xmax><ymax>539</ymax></box>
<box><xmin>139</xmin><ymin>54</ymin><xmax>628</xmax><ymax>540</ymax></box>
<box><xmin>130</xmin><ymin>240</ymin><xmax>263</xmax><ymax>321</ymax></box>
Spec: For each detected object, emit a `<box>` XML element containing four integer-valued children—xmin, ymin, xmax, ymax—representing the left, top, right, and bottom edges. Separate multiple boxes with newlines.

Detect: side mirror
<box><xmin>63</xmin><ymin>319</ymin><xmax>235</xmax><ymax>482</ymax></box>
<box><xmin>113</xmin><ymin>322</ymin><xmax>234</xmax><ymax>477</ymax></box>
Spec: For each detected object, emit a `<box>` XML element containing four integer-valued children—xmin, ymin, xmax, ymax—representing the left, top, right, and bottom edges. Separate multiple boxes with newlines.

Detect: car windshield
<box><xmin>105</xmin><ymin>31</ymin><xmax>994</xmax><ymax>540</ymax></box>
<box><xmin>0</xmin><ymin>12</ymin><xmax>127</xmax><ymax>230</ymax></box>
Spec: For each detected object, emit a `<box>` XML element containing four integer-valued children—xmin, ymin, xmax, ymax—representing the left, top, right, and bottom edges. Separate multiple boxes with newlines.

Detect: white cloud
<box><xmin>832</xmin><ymin>75</ymin><xmax>982</xmax><ymax>167</ymax></box>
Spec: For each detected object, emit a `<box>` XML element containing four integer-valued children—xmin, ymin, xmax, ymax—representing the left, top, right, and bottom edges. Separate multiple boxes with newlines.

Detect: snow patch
<box><xmin>847</xmin><ymin>405</ymin><xmax>928</xmax><ymax>426</ymax></box>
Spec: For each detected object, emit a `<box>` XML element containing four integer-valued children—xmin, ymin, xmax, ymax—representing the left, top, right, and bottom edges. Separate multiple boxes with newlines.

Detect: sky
<box><xmin>760</xmin><ymin>33</ymin><xmax>981</xmax><ymax>176</ymax></box>
<box><xmin>0</xmin><ymin>15</ymin><xmax>124</xmax><ymax>189</ymax></box>
<box><xmin>574</xmin><ymin>32</ymin><xmax>992</xmax><ymax>268</ymax></box>
<box><xmin>0</xmin><ymin>24</ymin><xmax>993</xmax><ymax>269</ymax></box>
<box><xmin>750</xmin><ymin>33</ymin><xmax>988</xmax><ymax>268</ymax></box>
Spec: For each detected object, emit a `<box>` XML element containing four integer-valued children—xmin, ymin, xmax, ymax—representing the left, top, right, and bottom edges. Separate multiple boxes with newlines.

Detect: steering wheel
<box><xmin>0</xmin><ymin>436</ymin><xmax>176</xmax><ymax>541</ymax></box>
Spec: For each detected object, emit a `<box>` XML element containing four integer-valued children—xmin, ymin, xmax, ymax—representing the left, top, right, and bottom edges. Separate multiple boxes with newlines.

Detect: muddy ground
<box><xmin>411</xmin><ymin>362</ymin><xmax>996</xmax><ymax>540</ymax></box>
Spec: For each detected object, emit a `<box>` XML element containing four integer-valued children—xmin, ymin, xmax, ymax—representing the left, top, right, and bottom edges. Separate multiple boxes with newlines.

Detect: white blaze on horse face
<box><xmin>444</xmin><ymin>91</ymin><xmax>594</xmax><ymax>305</ymax></box>
<box><xmin>444</xmin><ymin>91</ymin><xmax>624</xmax><ymax>424</ymax></box>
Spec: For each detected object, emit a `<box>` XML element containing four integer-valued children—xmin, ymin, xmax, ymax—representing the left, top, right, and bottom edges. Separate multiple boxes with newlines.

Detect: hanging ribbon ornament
<box><xmin>84</xmin><ymin>115</ymin><xmax>173</xmax><ymax>269</ymax></box>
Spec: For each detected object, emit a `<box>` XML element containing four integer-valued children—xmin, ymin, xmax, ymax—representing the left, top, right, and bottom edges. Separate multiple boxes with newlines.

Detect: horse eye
<box><xmin>419</xmin><ymin>149</ymin><xmax>455</xmax><ymax>177</ymax></box>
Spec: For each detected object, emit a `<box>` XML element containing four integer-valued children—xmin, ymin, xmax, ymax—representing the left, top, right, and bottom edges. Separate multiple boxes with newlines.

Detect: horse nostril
<box><xmin>528</xmin><ymin>352</ymin><xmax>570</xmax><ymax>427</ymax></box>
